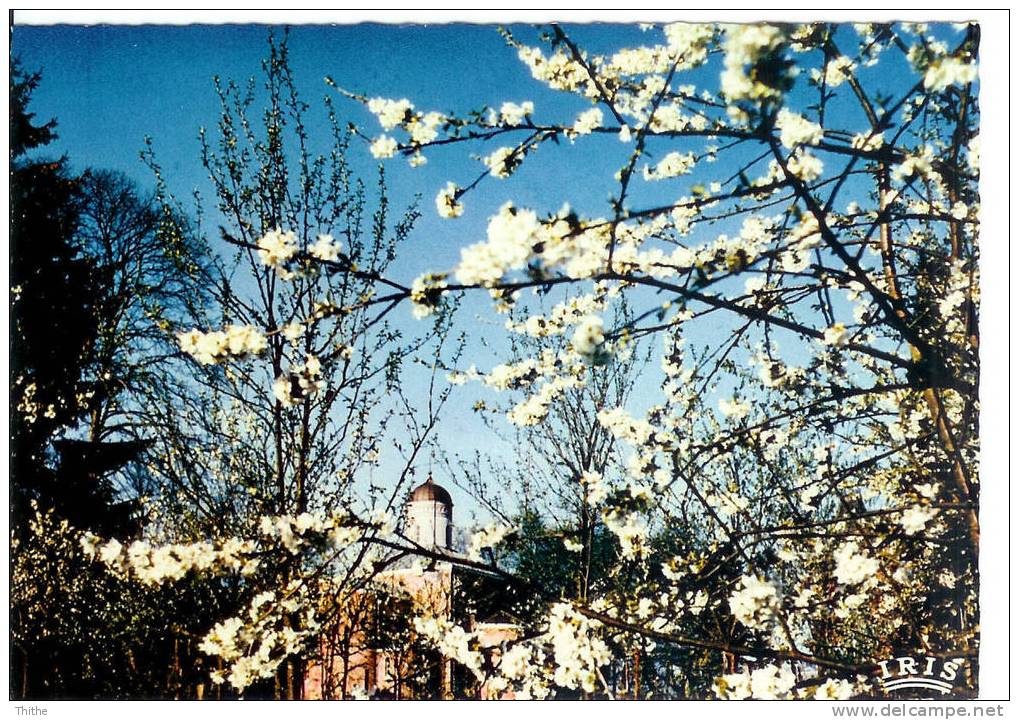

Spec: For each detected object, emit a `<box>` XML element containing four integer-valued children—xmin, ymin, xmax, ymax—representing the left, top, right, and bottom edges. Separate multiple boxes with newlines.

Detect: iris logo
<box><xmin>877</xmin><ymin>656</ymin><xmax>965</xmax><ymax>695</ymax></box>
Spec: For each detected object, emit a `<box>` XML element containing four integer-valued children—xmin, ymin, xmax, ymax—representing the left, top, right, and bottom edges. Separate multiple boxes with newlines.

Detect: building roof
<box><xmin>409</xmin><ymin>476</ymin><xmax>453</xmax><ymax>506</ymax></box>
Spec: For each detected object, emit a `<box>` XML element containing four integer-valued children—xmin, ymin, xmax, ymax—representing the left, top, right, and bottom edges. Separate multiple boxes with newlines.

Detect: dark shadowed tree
<box><xmin>66</xmin><ymin>168</ymin><xmax>213</xmax><ymax>505</ymax></box>
<box><xmin>8</xmin><ymin>61</ymin><xmax>120</xmax><ymax>534</ymax></box>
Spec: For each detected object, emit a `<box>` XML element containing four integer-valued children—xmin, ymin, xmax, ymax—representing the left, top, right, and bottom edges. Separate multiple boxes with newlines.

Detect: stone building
<box><xmin>304</xmin><ymin>477</ymin><xmax>520</xmax><ymax>699</ymax></box>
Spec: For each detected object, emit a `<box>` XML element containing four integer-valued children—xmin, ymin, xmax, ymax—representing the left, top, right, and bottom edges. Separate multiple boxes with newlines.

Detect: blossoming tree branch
<box><xmin>79</xmin><ymin>22</ymin><xmax>979</xmax><ymax>699</ymax></box>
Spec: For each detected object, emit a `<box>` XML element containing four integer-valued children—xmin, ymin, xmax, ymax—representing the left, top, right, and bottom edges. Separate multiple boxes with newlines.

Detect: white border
<box><xmin>4</xmin><ymin>7</ymin><xmax>1013</xmax><ymax>716</ymax></box>
<box><xmin>5</xmin><ymin>9</ymin><xmax>999</xmax><ymax>25</ymax></box>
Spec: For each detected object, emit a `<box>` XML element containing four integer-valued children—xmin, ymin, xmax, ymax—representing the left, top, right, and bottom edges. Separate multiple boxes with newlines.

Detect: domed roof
<box><xmin>409</xmin><ymin>476</ymin><xmax>453</xmax><ymax>506</ymax></box>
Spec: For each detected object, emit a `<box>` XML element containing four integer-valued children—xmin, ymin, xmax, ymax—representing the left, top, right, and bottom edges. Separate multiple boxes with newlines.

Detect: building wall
<box><xmin>303</xmin><ymin>565</ymin><xmax>519</xmax><ymax>700</ymax></box>
<box><xmin>304</xmin><ymin>566</ymin><xmax>453</xmax><ymax>699</ymax></box>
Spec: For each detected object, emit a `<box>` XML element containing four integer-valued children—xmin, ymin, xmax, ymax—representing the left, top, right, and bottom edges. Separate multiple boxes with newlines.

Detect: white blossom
<box><xmin>455</xmin><ymin>203</ymin><xmax>539</xmax><ymax>286</ymax></box>
<box><xmin>786</xmin><ymin>150</ymin><xmax>824</xmax><ymax>181</ymax></box>
<box><xmin>484</xmin><ymin>146</ymin><xmax>522</xmax><ymax>178</ymax></box>
<box><xmin>468</xmin><ymin>523</ymin><xmax>513</xmax><ymax>560</ymax></box>
<box><xmin>813</xmin><ymin>55</ymin><xmax>856</xmax><ymax>87</ymax></box>
<box><xmin>815</xmin><ymin>678</ymin><xmax>855</xmax><ymax>700</ymax></box>
<box><xmin>718</xmin><ymin>397</ymin><xmax>750</xmax><ymax>420</ymax></box>
<box><xmin>500</xmin><ymin>101</ymin><xmax>534</xmax><ymax>125</ymax></box>
<box><xmin>833</xmin><ymin>541</ymin><xmax>879</xmax><ymax>585</ymax></box>
<box><xmin>720</xmin><ymin>24</ymin><xmax>788</xmax><ymax>103</ymax></box>
<box><xmin>571</xmin><ymin>315</ymin><xmax>610</xmax><ymax>364</ymax></box>
<box><xmin>821</xmin><ymin>322</ymin><xmax>849</xmax><ymax>347</ymax></box>
<box><xmin>728</xmin><ymin>575</ymin><xmax>779</xmax><ymax>629</ymax></box>
<box><xmin>366</xmin><ymin>97</ymin><xmax>413</xmax><ymax>129</ymax></box>
<box><xmin>256</xmin><ymin>228</ymin><xmax>298</xmax><ymax>268</ymax></box>
<box><xmin>775</xmin><ymin>109</ymin><xmax>824</xmax><ymax>149</ymax></box>
<box><xmin>308</xmin><ymin>234</ymin><xmax>342</xmax><ymax>262</ymax></box>
<box><xmin>435</xmin><ymin>182</ymin><xmax>464</xmax><ymax>218</ymax></box>
<box><xmin>369</xmin><ymin>134</ymin><xmax>398</xmax><ymax>159</ymax></box>
<box><xmin>924</xmin><ymin>56</ymin><xmax>977</xmax><ymax>91</ymax></box>
<box><xmin>572</xmin><ymin>108</ymin><xmax>603</xmax><ymax>135</ymax></box>
<box><xmin>409</xmin><ymin>272</ymin><xmax>449</xmax><ymax>319</ymax></box>
<box><xmin>899</xmin><ymin>506</ymin><xmax>937</xmax><ymax>535</ymax></box>
<box><xmin>563</xmin><ymin>538</ymin><xmax>583</xmax><ymax>553</ymax></box>
<box><xmin>178</xmin><ymin>325</ymin><xmax>267</xmax><ymax>365</ymax></box>
<box><xmin>643</xmin><ymin>151</ymin><xmax>696</xmax><ymax>180</ymax></box>
<box><xmin>851</xmin><ymin>131</ymin><xmax>885</xmax><ymax>152</ymax></box>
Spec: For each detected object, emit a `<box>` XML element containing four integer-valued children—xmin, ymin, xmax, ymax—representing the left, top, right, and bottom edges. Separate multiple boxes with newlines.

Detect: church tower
<box><xmin>405</xmin><ymin>476</ymin><xmax>453</xmax><ymax>549</ymax></box>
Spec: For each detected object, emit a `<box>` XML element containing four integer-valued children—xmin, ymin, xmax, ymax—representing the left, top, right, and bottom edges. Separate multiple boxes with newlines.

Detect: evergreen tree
<box><xmin>9</xmin><ymin>60</ymin><xmax>115</xmax><ymax>533</ymax></box>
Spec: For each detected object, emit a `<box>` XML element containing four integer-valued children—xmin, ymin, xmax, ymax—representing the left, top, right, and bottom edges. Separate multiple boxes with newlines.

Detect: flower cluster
<box><xmin>720</xmin><ymin>24</ymin><xmax>790</xmax><ymax>106</ymax></box>
<box><xmin>898</xmin><ymin>505</ymin><xmax>937</xmax><ymax>535</ymax></box>
<box><xmin>82</xmin><ymin>511</ymin><xmax>363</xmax><ymax>586</ymax></box>
<box><xmin>409</xmin><ymin>272</ymin><xmax>449</xmax><ymax>319</ymax></box>
<box><xmin>499</xmin><ymin>101</ymin><xmax>534</xmax><ymax>125</ymax></box>
<box><xmin>201</xmin><ymin>579</ymin><xmax>322</xmax><ymax>690</ymax></box>
<box><xmin>309</xmin><ymin>234</ymin><xmax>343</xmax><ymax>262</ymax></box>
<box><xmin>775</xmin><ymin>108</ymin><xmax>824</xmax><ymax>149</ymax></box>
<box><xmin>923</xmin><ymin>56</ymin><xmax>978</xmax><ymax>91</ymax></box>
<box><xmin>504</xmin><ymin>293</ymin><xmax>607</xmax><ymax>339</ymax></box>
<box><xmin>812</xmin><ymin>55</ymin><xmax>856</xmax><ymax>88</ymax></box>
<box><xmin>891</xmin><ymin>150</ymin><xmax>935</xmax><ymax>183</ymax></box>
<box><xmin>642</xmin><ymin>151</ymin><xmax>696</xmax><ymax>180</ymax></box>
<box><xmin>273</xmin><ymin>354</ymin><xmax>325</xmax><ymax>406</ymax></box>
<box><xmin>544</xmin><ymin>604</ymin><xmax>612</xmax><ymax>693</ymax></box>
<box><xmin>414</xmin><ymin>615</ymin><xmax>487</xmax><ymax>679</ymax></box>
<box><xmin>821</xmin><ymin>322</ymin><xmax>850</xmax><ymax>347</ymax></box>
<box><xmin>256</xmin><ymin>228</ymin><xmax>298</xmax><ymax>268</ymax></box>
<box><xmin>571</xmin><ymin>108</ymin><xmax>603</xmax><ymax>136</ymax></box>
<box><xmin>435</xmin><ymin>181</ymin><xmax>464</xmax><ymax>218</ymax></box>
<box><xmin>602</xmin><ymin>507</ymin><xmax>649</xmax><ymax>559</ymax></box>
<box><xmin>715</xmin><ymin>666</ymin><xmax>861</xmax><ymax>700</ymax></box>
<box><xmin>832</xmin><ymin>541</ymin><xmax>880</xmax><ymax>585</ymax></box>
<box><xmin>359</xmin><ymin>95</ymin><xmax>448</xmax><ymax>166</ymax></box>
<box><xmin>82</xmin><ymin>534</ymin><xmax>257</xmax><ymax>583</ymax></box>
<box><xmin>851</xmin><ymin>131</ymin><xmax>885</xmax><ymax>152</ymax></box>
<box><xmin>367</xmin><ymin>97</ymin><xmax>413</xmax><ymax>129</ymax></box>
<box><xmin>468</xmin><ymin>523</ymin><xmax>514</xmax><ymax>560</ymax></box>
<box><xmin>484</xmin><ymin>146</ymin><xmax>526</xmax><ymax>179</ymax></box>
<box><xmin>178</xmin><ymin>324</ymin><xmax>267</xmax><ymax>365</ymax></box>
<box><xmin>455</xmin><ymin>203</ymin><xmax>542</xmax><ymax>286</ymax></box>
<box><xmin>714</xmin><ymin>664</ymin><xmax>796</xmax><ymax>700</ymax></box>
<box><xmin>370</xmin><ymin>135</ymin><xmax>398</xmax><ymax>159</ymax></box>
<box><xmin>728</xmin><ymin>574</ymin><xmax>780</xmax><ymax>630</ymax></box>
<box><xmin>571</xmin><ymin>315</ymin><xmax>611</xmax><ymax>365</ymax></box>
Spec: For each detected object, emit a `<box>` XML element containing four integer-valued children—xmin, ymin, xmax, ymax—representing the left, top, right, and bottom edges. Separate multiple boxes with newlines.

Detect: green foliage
<box><xmin>11</xmin><ymin>506</ymin><xmax>235</xmax><ymax>699</ymax></box>
<box><xmin>9</xmin><ymin>62</ymin><xmax>227</xmax><ymax>701</ymax></box>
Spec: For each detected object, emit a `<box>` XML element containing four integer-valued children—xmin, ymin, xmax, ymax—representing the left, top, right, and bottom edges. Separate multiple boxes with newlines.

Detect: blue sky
<box><xmin>13</xmin><ymin>22</ymin><xmax>612</xmax><ymax>522</ymax></box>
<box><xmin>10</xmin><ymin>21</ymin><xmax>966</xmax><ymax>525</ymax></box>
<box><xmin>12</xmin><ymin>21</ymin><xmax>934</xmax><ymax>299</ymax></box>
